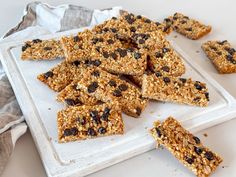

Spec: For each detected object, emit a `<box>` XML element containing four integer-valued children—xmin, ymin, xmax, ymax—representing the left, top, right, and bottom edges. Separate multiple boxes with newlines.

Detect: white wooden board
<box><xmin>0</xmin><ymin>28</ymin><xmax>236</xmax><ymax>177</ymax></box>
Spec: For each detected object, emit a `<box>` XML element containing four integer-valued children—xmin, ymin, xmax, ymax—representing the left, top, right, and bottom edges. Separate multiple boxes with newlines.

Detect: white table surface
<box><xmin>1</xmin><ymin>0</ymin><xmax>236</xmax><ymax>177</ymax></box>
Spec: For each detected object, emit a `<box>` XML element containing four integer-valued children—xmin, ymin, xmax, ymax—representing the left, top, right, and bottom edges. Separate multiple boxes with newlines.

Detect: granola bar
<box><xmin>61</xmin><ymin>30</ymin><xmax>147</xmax><ymax>75</ymax></box>
<box><xmin>150</xmin><ymin>117</ymin><xmax>223</xmax><ymax>177</ymax></box>
<box><xmin>167</xmin><ymin>13</ymin><xmax>211</xmax><ymax>40</ymax></box>
<box><xmin>57</xmin><ymin>101</ymin><xmax>124</xmax><ymax>143</ymax></box>
<box><xmin>201</xmin><ymin>40</ymin><xmax>236</xmax><ymax>74</ymax></box>
<box><xmin>37</xmin><ymin>60</ymin><xmax>99</xmax><ymax>92</ymax></box>
<box><xmin>142</xmin><ymin>74</ymin><xmax>209</xmax><ymax>107</ymax></box>
<box><xmin>57</xmin><ymin>81</ymin><xmax>99</xmax><ymax>106</ymax></box>
<box><xmin>21</xmin><ymin>39</ymin><xmax>64</xmax><ymax>60</ymax></box>
<box><xmin>147</xmin><ymin>39</ymin><xmax>186</xmax><ymax>76</ymax></box>
<box><xmin>76</xmin><ymin>68</ymin><xmax>148</xmax><ymax>117</ymax></box>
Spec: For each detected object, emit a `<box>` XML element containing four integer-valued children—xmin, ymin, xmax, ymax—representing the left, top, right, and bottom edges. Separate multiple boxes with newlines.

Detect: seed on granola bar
<box><xmin>90</xmin><ymin>110</ymin><xmax>101</xmax><ymax>124</ymax></box>
<box><xmin>102</xmin><ymin>51</ymin><xmax>109</xmax><ymax>58</ymax></box>
<box><xmin>73</xmin><ymin>36</ymin><xmax>80</xmax><ymax>42</ymax></box>
<box><xmin>113</xmin><ymin>89</ymin><xmax>122</xmax><ymax>97</ymax></box>
<box><xmin>110</xmin><ymin>52</ymin><xmax>118</xmax><ymax>59</ymax></box>
<box><xmin>91</xmin><ymin>70</ymin><xmax>100</xmax><ymax>77</ymax></box>
<box><xmin>64</xmin><ymin>98</ymin><xmax>76</xmax><ymax>106</ymax></box>
<box><xmin>185</xmin><ymin>156</ymin><xmax>194</xmax><ymax>164</ymax></box>
<box><xmin>179</xmin><ymin>78</ymin><xmax>187</xmax><ymax>84</ymax></box>
<box><xmin>194</xmin><ymin>146</ymin><xmax>203</xmax><ymax>155</ymax></box>
<box><xmin>72</xmin><ymin>60</ymin><xmax>80</xmax><ymax>66</ymax></box>
<box><xmin>136</xmin><ymin>107</ymin><xmax>142</xmax><ymax>116</ymax></box>
<box><xmin>205</xmin><ymin>151</ymin><xmax>214</xmax><ymax>161</ymax></box>
<box><xmin>22</xmin><ymin>43</ymin><xmax>31</xmax><ymax>51</ymax></box>
<box><xmin>87</xmin><ymin>82</ymin><xmax>98</xmax><ymax>93</ymax></box>
<box><xmin>162</xmin><ymin>66</ymin><xmax>170</xmax><ymax>72</ymax></box>
<box><xmin>44</xmin><ymin>47</ymin><xmax>52</xmax><ymax>50</ymax></box>
<box><xmin>118</xmin><ymin>49</ymin><xmax>127</xmax><ymax>57</ymax></box>
<box><xmin>155</xmin><ymin>52</ymin><xmax>164</xmax><ymax>58</ymax></box>
<box><xmin>32</xmin><ymin>39</ymin><xmax>42</xmax><ymax>43</ymax></box>
<box><xmin>163</xmin><ymin>77</ymin><xmax>171</xmax><ymax>83</ymax></box>
<box><xmin>162</xmin><ymin>48</ymin><xmax>170</xmax><ymax>53</ymax></box>
<box><xmin>155</xmin><ymin>72</ymin><xmax>162</xmax><ymax>77</ymax></box>
<box><xmin>107</xmin><ymin>39</ymin><xmax>114</xmax><ymax>44</ymax></box>
<box><xmin>134</xmin><ymin>52</ymin><xmax>141</xmax><ymax>59</ymax></box>
<box><xmin>77</xmin><ymin>117</ymin><xmax>86</xmax><ymax>125</ymax></box>
<box><xmin>93</xmin><ymin>60</ymin><xmax>101</xmax><ymax>66</ymax></box>
<box><xmin>193</xmin><ymin>136</ymin><xmax>201</xmax><ymax>144</ymax></box>
<box><xmin>194</xmin><ymin>82</ymin><xmax>203</xmax><ymax>90</ymax></box>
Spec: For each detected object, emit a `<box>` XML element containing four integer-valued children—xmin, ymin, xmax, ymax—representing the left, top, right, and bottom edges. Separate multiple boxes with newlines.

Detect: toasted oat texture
<box><xmin>202</xmin><ymin>40</ymin><xmax>236</xmax><ymax>74</ymax></box>
<box><xmin>57</xmin><ymin>101</ymin><xmax>124</xmax><ymax>143</ymax></box>
<box><xmin>150</xmin><ymin>117</ymin><xmax>223</xmax><ymax>177</ymax></box>
<box><xmin>76</xmin><ymin>68</ymin><xmax>148</xmax><ymax>117</ymax></box>
<box><xmin>92</xmin><ymin>12</ymin><xmax>172</xmax><ymax>38</ymax></box>
<box><xmin>142</xmin><ymin>74</ymin><xmax>209</xmax><ymax>107</ymax></box>
<box><xmin>57</xmin><ymin>80</ymin><xmax>99</xmax><ymax>106</ymax></box>
<box><xmin>21</xmin><ymin>39</ymin><xmax>64</xmax><ymax>60</ymax></box>
<box><xmin>37</xmin><ymin>60</ymin><xmax>98</xmax><ymax>92</ymax></box>
<box><xmin>147</xmin><ymin>39</ymin><xmax>185</xmax><ymax>76</ymax></box>
<box><xmin>61</xmin><ymin>30</ymin><xmax>147</xmax><ymax>75</ymax></box>
<box><xmin>167</xmin><ymin>12</ymin><xmax>211</xmax><ymax>40</ymax></box>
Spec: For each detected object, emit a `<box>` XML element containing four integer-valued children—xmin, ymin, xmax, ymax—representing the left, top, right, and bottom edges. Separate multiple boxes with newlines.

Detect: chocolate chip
<box><xmin>87</xmin><ymin>82</ymin><xmax>98</xmax><ymax>93</ymax></box>
<box><xmin>92</xmin><ymin>70</ymin><xmax>100</xmax><ymax>77</ymax></box>
<box><xmin>44</xmin><ymin>71</ymin><xmax>53</xmax><ymax>79</ymax></box>
<box><xmin>113</xmin><ymin>89</ymin><xmax>122</xmax><ymax>97</ymax></box>
<box><xmin>155</xmin><ymin>72</ymin><xmax>162</xmax><ymax>77</ymax></box>
<box><xmin>162</xmin><ymin>66</ymin><xmax>170</xmax><ymax>72</ymax></box>
<box><xmin>110</xmin><ymin>52</ymin><xmax>118</xmax><ymax>59</ymax></box>
<box><xmin>32</xmin><ymin>39</ymin><xmax>42</xmax><ymax>43</ymax></box>
<box><xmin>70</xmin><ymin>127</ymin><xmax>78</xmax><ymax>136</ymax></box>
<box><xmin>77</xmin><ymin>117</ymin><xmax>86</xmax><ymax>125</ymax></box>
<box><xmin>92</xmin><ymin>60</ymin><xmax>101</xmax><ymax>66</ymax></box>
<box><xmin>108</xmin><ymin>80</ymin><xmax>117</xmax><ymax>87</ymax></box>
<box><xmin>145</xmin><ymin>19</ymin><xmax>151</xmax><ymax>23</ymax></box>
<box><xmin>44</xmin><ymin>47</ymin><xmax>52</xmax><ymax>50</ymax></box>
<box><xmin>72</xmin><ymin>84</ymin><xmax>79</xmax><ymax>90</ymax></box>
<box><xmin>96</xmin><ymin>46</ymin><xmax>101</xmax><ymax>52</ymax></box>
<box><xmin>90</xmin><ymin>110</ymin><xmax>101</xmax><ymax>124</ymax></box>
<box><xmin>125</xmin><ymin>14</ymin><xmax>135</xmax><ymax>24</ymax></box>
<box><xmin>210</xmin><ymin>46</ymin><xmax>217</xmax><ymax>51</ymax></box>
<box><xmin>64</xmin><ymin>98</ymin><xmax>76</xmax><ymax>106</ymax></box>
<box><xmin>155</xmin><ymin>127</ymin><xmax>162</xmax><ymax>137</ymax></box>
<box><xmin>179</xmin><ymin>78</ymin><xmax>187</xmax><ymax>84</ymax></box>
<box><xmin>64</xmin><ymin>129</ymin><xmax>72</xmax><ymax>136</ymax></box>
<box><xmin>136</xmin><ymin>107</ymin><xmax>142</xmax><ymax>116</ymax></box>
<box><xmin>98</xmin><ymin>127</ymin><xmax>106</xmax><ymax>134</ymax></box>
<box><xmin>225</xmin><ymin>48</ymin><xmax>236</xmax><ymax>55</ymax></box>
<box><xmin>137</xmin><ymin>15</ymin><xmax>142</xmax><ymax>19</ymax></box>
<box><xmin>183</xmin><ymin>16</ymin><xmax>190</xmax><ymax>20</ymax></box>
<box><xmin>185</xmin><ymin>157</ymin><xmax>194</xmax><ymax>164</ymax></box>
<box><xmin>72</xmin><ymin>60</ymin><xmax>80</xmax><ymax>66</ymax></box>
<box><xmin>127</xmin><ymin>48</ymin><xmax>135</xmax><ymax>52</ymax></box>
<box><xmin>164</xmin><ymin>18</ymin><xmax>171</xmax><ymax>22</ymax></box>
<box><xmin>217</xmin><ymin>51</ymin><xmax>222</xmax><ymax>56</ymax></box>
<box><xmin>87</xmin><ymin>128</ymin><xmax>96</xmax><ymax>136</ymax></box>
<box><xmin>118</xmin><ymin>49</ymin><xmax>127</xmax><ymax>57</ymax></box>
<box><xmin>118</xmin><ymin>84</ymin><xmax>128</xmax><ymax>91</ymax></box>
<box><xmin>194</xmin><ymin>83</ymin><xmax>203</xmax><ymax>90</ymax></box>
<box><xmin>107</xmin><ymin>39</ymin><xmax>114</xmax><ymax>44</ymax></box>
<box><xmin>185</xmin><ymin>27</ymin><xmax>192</xmax><ymax>31</ymax></box>
<box><xmin>101</xmin><ymin>107</ymin><xmax>110</xmax><ymax>121</ymax></box>
<box><xmin>205</xmin><ymin>92</ymin><xmax>210</xmax><ymax>101</ymax></box>
<box><xmin>217</xmin><ymin>40</ymin><xmax>227</xmax><ymax>45</ymax></box>
<box><xmin>193</xmin><ymin>136</ymin><xmax>201</xmax><ymax>144</ymax></box>
<box><xmin>138</xmin><ymin>39</ymin><xmax>145</xmax><ymax>44</ymax></box>
<box><xmin>92</xmin><ymin>38</ymin><xmax>99</xmax><ymax>44</ymax></box>
<box><xmin>73</xmin><ymin>36</ymin><xmax>80</xmax><ymax>42</ymax></box>
<box><xmin>111</xmin><ymin>28</ymin><xmax>118</xmax><ymax>33</ymax></box>
<box><xmin>205</xmin><ymin>151</ymin><xmax>214</xmax><ymax>161</ymax></box>
<box><xmin>112</xmin><ymin>17</ymin><xmax>117</xmax><ymax>20</ymax></box>
<box><xmin>134</xmin><ymin>52</ymin><xmax>141</xmax><ymax>59</ymax></box>
<box><xmin>103</xmin><ymin>51</ymin><xmax>109</xmax><ymax>58</ymax></box>
<box><xmin>155</xmin><ymin>22</ymin><xmax>161</xmax><ymax>26</ymax></box>
<box><xmin>155</xmin><ymin>52</ymin><xmax>164</xmax><ymax>58</ymax></box>
<box><xmin>22</xmin><ymin>43</ymin><xmax>31</xmax><ymax>51</ymax></box>
<box><xmin>103</xmin><ymin>27</ymin><xmax>109</xmax><ymax>32</ymax></box>
<box><xmin>193</xmin><ymin>97</ymin><xmax>201</xmax><ymax>102</ymax></box>
<box><xmin>130</xmin><ymin>26</ymin><xmax>136</xmax><ymax>32</ymax></box>
<box><xmin>163</xmin><ymin>77</ymin><xmax>171</xmax><ymax>83</ymax></box>
<box><xmin>162</xmin><ymin>48</ymin><xmax>170</xmax><ymax>53</ymax></box>
<box><xmin>194</xmin><ymin>146</ymin><xmax>203</xmax><ymax>155</ymax></box>
<box><xmin>180</xmin><ymin>20</ymin><xmax>187</xmax><ymax>24</ymax></box>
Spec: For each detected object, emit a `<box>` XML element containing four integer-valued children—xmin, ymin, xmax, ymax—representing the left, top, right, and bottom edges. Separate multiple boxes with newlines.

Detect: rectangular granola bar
<box><xmin>37</xmin><ymin>60</ymin><xmax>99</xmax><ymax>92</ymax></box>
<box><xmin>150</xmin><ymin>117</ymin><xmax>223</xmax><ymax>177</ymax></box>
<box><xmin>60</xmin><ymin>30</ymin><xmax>147</xmax><ymax>75</ymax></box>
<box><xmin>57</xmin><ymin>81</ymin><xmax>99</xmax><ymax>106</ymax></box>
<box><xmin>142</xmin><ymin>74</ymin><xmax>209</xmax><ymax>107</ymax></box>
<box><xmin>76</xmin><ymin>68</ymin><xmax>148</xmax><ymax>117</ymax></box>
<box><xmin>57</xmin><ymin>101</ymin><xmax>124</xmax><ymax>143</ymax></box>
<box><xmin>201</xmin><ymin>40</ymin><xmax>236</xmax><ymax>74</ymax></box>
<box><xmin>167</xmin><ymin>12</ymin><xmax>211</xmax><ymax>40</ymax></box>
<box><xmin>21</xmin><ymin>39</ymin><xmax>64</xmax><ymax>60</ymax></box>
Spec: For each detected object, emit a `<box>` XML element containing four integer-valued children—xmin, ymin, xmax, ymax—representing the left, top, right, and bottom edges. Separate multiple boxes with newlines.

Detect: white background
<box><xmin>1</xmin><ymin>0</ymin><xmax>236</xmax><ymax>177</ymax></box>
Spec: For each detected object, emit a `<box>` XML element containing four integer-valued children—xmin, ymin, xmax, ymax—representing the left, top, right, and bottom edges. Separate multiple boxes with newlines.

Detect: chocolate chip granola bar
<box><xmin>201</xmin><ymin>40</ymin><xmax>236</xmax><ymax>74</ymax></box>
<box><xmin>150</xmin><ymin>117</ymin><xmax>223</xmax><ymax>177</ymax></box>
<box><xmin>142</xmin><ymin>74</ymin><xmax>209</xmax><ymax>107</ymax></box>
<box><xmin>76</xmin><ymin>68</ymin><xmax>148</xmax><ymax>117</ymax></box>
<box><xmin>21</xmin><ymin>39</ymin><xmax>64</xmax><ymax>60</ymax></box>
<box><xmin>57</xmin><ymin>101</ymin><xmax>124</xmax><ymax>143</ymax></box>
<box><xmin>167</xmin><ymin>12</ymin><xmax>212</xmax><ymax>40</ymax></box>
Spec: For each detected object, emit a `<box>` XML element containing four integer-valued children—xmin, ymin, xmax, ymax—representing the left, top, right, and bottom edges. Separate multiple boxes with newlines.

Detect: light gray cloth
<box><xmin>0</xmin><ymin>2</ymin><xmax>122</xmax><ymax>175</ymax></box>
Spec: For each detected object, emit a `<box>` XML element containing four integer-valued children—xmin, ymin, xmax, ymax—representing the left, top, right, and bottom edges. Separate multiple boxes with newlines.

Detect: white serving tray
<box><xmin>0</xmin><ymin>28</ymin><xmax>236</xmax><ymax>177</ymax></box>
